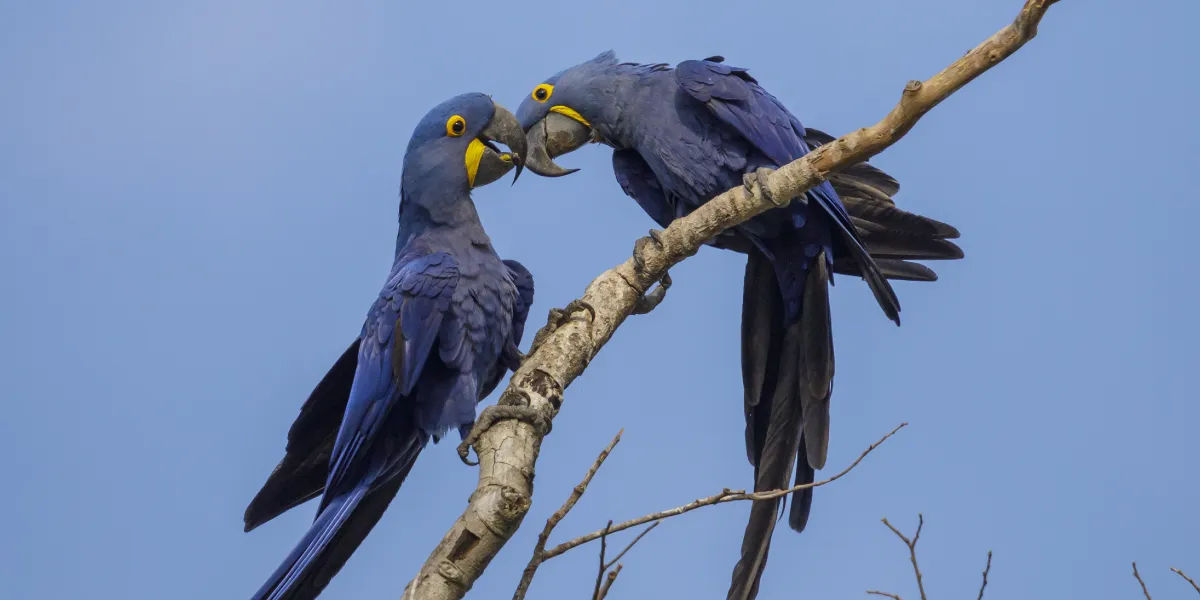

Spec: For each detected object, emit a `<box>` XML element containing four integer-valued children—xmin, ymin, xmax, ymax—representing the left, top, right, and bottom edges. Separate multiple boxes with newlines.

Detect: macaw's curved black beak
<box><xmin>475</xmin><ymin>102</ymin><xmax>527</xmax><ymax>186</ymax></box>
<box><xmin>524</xmin><ymin>111</ymin><xmax>591</xmax><ymax>177</ymax></box>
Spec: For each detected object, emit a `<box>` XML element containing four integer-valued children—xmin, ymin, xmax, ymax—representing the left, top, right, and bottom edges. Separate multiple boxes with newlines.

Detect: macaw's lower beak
<box><xmin>471</xmin><ymin>102</ymin><xmax>527</xmax><ymax>188</ymax></box>
<box><xmin>524</xmin><ymin>111</ymin><xmax>592</xmax><ymax>177</ymax></box>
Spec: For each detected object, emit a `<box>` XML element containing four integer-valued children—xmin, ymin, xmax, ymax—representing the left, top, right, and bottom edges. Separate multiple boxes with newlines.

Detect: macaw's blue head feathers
<box><xmin>402</xmin><ymin>93</ymin><xmax>528</xmax><ymax>194</ymax></box>
<box><xmin>518</xmin><ymin>51</ymin><xmax>667</xmax><ymax>178</ymax></box>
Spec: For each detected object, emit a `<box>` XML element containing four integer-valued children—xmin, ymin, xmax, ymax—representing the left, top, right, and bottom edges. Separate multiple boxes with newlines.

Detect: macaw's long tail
<box><xmin>728</xmin><ymin>248</ymin><xmax>833</xmax><ymax>600</ymax></box>
<box><xmin>250</xmin><ymin>444</ymin><xmax>422</xmax><ymax>600</ymax></box>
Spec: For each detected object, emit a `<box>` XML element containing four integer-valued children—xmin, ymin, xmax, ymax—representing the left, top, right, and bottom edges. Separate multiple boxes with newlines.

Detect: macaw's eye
<box><xmin>532</xmin><ymin>84</ymin><xmax>553</xmax><ymax>103</ymax></box>
<box><xmin>446</xmin><ymin>115</ymin><xmax>466</xmax><ymax>137</ymax></box>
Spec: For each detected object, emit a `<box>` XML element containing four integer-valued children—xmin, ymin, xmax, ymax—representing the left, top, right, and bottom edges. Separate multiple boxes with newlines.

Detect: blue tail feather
<box><xmin>251</xmin><ymin>484</ymin><xmax>368</xmax><ymax>600</ymax></box>
<box><xmin>250</xmin><ymin>438</ymin><xmax>423</xmax><ymax>600</ymax></box>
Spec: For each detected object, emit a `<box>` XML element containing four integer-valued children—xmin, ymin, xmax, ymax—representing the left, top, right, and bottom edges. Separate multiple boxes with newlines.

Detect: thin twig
<box><xmin>592</xmin><ymin>521</ymin><xmax>613</xmax><ymax>600</ymax></box>
<box><xmin>1172</xmin><ymin>567</ymin><xmax>1200</xmax><ymax>596</ymax></box>
<box><xmin>597</xmin><ymin>564</ymin><xmax>623</xmax><ymax>600</ymax></box>
<box><xmin>867</xmin><ymin>592</ymin><xmax>902</xmax><ymax>600</ymax></box>
<box><xmin>1133</xmin><ymin>562</ymin><xmax>1153</xmax><ymax>600</ymax></box>
<box><xmin>604</xmin><ymin>522</ymin><xmax>659</xmax><ymax>571</ymax></box>
<box><xmin>544</xmin><ymin>422</ymin><xmax>905</xmax><ymax>560</ymax></box>
<box><xmin>588</xmin><ymin>521</ymin><xmax>656</xmax><ymax>599</ymax></box>
<box><xmin>512</xmin><ymin>431</ymin><xmax>622</xmax><ymax>600</ymax></box>
<box><xmin>881</xmin><ymin>515</ymin><xmax>928</xmax><ymax>600</ymax></box>
<box><xmin>976</xmin><ymin>551</ymin><xmax>993</xmax><ymax>600</ymax></box>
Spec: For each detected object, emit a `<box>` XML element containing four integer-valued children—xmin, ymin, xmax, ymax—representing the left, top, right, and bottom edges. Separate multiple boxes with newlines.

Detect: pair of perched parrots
<box><xmin>244</xmin><ymin>51</ymin><xmax>963</xmax><ymax>600</ymax></box>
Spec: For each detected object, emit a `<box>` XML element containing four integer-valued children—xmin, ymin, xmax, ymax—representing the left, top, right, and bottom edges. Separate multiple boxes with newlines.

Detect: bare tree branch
<box><xmin>402</xmin><ymin>1</ymin><xmax>1065</xmax><ymax>597</ymax></box>
<box><xmin>586</xmin><ymin>521</ymin><xmax>654</xmax><ymax>600</ymax></box>
<box><xmin>604</xmin><ymin>522</ymin><xmax>659</xmax><ymax>571</ymax></box>
<box><xmin>596</xmin><ymin>565</ymin><xmax>623</xmax><ymax>600</ymax></box>
<box><xmin>511</xmin><ymin>424</ymin><xmax>893</xmax><ymax>595</ymax></box>
<box><xmin>1172</xmin><ymin>567</ymin><xmax>1200</xmax><ymax>596</ymax></box>
<box><xmin>544</xmin><ymin>422</ymin><xmax>904</xmax><ymax>560</ymax></box>
<box><xmin>1134</xmin><ymin>562</ymin><xmax>1153</xmax><ymax>600</ymax></box>
<box><xmin>591</xmin><ymin>522</ymin><xmax>613</xmax><ymax>600</ymax></box>
<box><xmin>880</xmin><ymin>515</ymin><xmax>928</xmax><ymax>600</ymax></box>
<box><xmin>976</xmin><ymin>551</ymin><xmax>993</xmax><ymax>600</ymax></box>
<box><xmin>509</xmin><ymin>431</ymin><xmax>657</xmax><ymax>600</ymax></box>
<box><xmin>873</xmin><ymin>516</ymin><xmax>992</xmax><ymax>600</ymax></box>
<box><xmin>512</xmin><ymin>431</ymin><xmax>622</xmax><ymax>600</ymax></box>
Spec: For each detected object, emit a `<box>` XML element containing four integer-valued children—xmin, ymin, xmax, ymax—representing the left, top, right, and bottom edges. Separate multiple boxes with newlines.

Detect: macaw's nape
<box><xmin>516</xmin><ymin>52</ymin><xmax>963</xmax><ymax>600</ymax></box>
<box><xmin>246</xmin><ymin>93</ymin><xmax>535</xmax><ymax>600</ymax></box>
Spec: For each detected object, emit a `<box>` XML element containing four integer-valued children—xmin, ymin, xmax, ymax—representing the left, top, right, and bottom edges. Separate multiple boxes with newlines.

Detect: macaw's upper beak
<box><xmin>473</xmin><ymin>102</ymin><xmax>527</xmax><ymax>187</ymax></box>
<box><xmin>524</xmin><ymin>111</ymin><xmax>592</xmax><ymax>178</ymax></box>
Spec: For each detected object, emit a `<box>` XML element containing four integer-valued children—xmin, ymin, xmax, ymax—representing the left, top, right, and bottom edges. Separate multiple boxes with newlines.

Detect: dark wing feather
<box><xmin>803</xmin><ymin>126</ymin><xmax>966</xmax><ymax>274</ymax></box>
<box><xmin>834</xmin><ymin>258</ymin><xmax>940</xmax><ymax>282</ymax></box>
<box><xmin>244</xmin><ymin>340</ymin><xmax>359</xmax><ymax>532</ymax></box>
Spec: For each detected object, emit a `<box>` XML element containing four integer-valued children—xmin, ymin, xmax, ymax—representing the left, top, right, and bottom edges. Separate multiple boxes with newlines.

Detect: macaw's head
<box><xmin>516</xmin><ymin>51</ymin><xmax>624</xmax><ymax>178</ymax></box>
<box><xmin>402</xmin><ymin>93</ymin><xmax>527</xmax><ymax>193</ymax></box>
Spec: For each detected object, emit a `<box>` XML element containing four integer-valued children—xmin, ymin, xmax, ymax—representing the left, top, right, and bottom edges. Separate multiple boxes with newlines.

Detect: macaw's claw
<box><xmin>561</xmin><ymin>299</ymin><xmax>597</xmax><ymax>325</ymax></box>
<box><xmin>526</xmin><ymin>299</ymin><xmax>597</xmax><ymax>357</ymax></box>
<box><xmin>743</xmin><ymin>167</ymin><xmax>797</xmax><ymax>209</ymax></box>
<box><xmin>501</xmin><ymin>343</ymin><xmax>524</xmax><ymax>372</ymax></box>
<box><xmin>456</xmin><ymin>405</ymin><xmax>552</xmax><ymax>466</ymax></box>
<box><xmin>648</xmin><ymin>228</ymin><xmax>666</xmax><ymax>247</ymax></box>
<box><xmin>633</xmin><ymin>228</ymin><xmax>667</xmax><ymax>272</ymax></box>
<box><xmin>633</xmin><ymin>272</ymin><xmax>673</xmax><ymax>315</ymax></box>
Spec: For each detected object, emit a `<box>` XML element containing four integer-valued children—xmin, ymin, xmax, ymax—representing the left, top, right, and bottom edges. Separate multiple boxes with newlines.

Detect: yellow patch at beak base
<box><xmin>550</xmin><ymin>105</ymin><xmax>591</xmax><ymax>128</ymax></box>
<box><xmin>465</xmin><ymin>138</ymin><xmax>486</xmax><ymax>187</ymax></box>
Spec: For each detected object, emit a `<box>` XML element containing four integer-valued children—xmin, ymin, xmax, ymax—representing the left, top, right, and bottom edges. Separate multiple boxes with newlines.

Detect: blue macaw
<box><xmin>247</xmin><ymin>93</ymin><xmax>533</xmax><ymax>600</ymax></box>
<box><xmin>515</xmin><ymin>52</ymin><xmax>962</xmax><ymax>600</ymax></box>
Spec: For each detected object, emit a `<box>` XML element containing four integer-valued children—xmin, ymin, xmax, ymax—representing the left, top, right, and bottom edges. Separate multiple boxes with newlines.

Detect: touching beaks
<box><xmin>524</xmin><ymin>111</ymin><xmax>592</xmax><ymax>177</ymax></box>
<box><xmin>473</xmin><ymin>102</ymin><xmax>527</xmax><ymax>187</ymax></box>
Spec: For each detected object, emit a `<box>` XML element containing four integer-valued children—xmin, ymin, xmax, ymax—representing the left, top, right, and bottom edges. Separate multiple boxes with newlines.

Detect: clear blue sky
<box><xmin>2</xmin><ymin>1</ymin><xmax>1197</xmax><ymax>598</ymax></box>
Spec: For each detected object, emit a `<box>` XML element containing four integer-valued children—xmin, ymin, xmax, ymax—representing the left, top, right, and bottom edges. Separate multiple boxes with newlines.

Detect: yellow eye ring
<box><xmin>532</xmin><ymin>84</ymin><xmax>553</xmax><ymax>103</ymax></box>
<box><xmin>446</xmin><ymin>115</ymin><xmax>466</xmax><ymax>137</ymax></box>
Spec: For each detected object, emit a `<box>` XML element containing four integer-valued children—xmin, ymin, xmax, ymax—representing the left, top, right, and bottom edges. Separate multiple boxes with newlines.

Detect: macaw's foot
<box><xmin>500</xmin><ymin>343</ymin><xmax>524</xmax><ymax>372</ymax></box>
<box><xmin>743</xmin><ymin>167</ymin><xmax>799</xmax><ymax>209</ymax></box>
<box><xmin>457</xmin><ymin>404</ymin><xmax>552</xmax><ymax>466</ymax></box>
<box><xmin>632</xmin><ymin>228</ymin><xmax>667</xmax><ymax>272</ymax></box>
<box><xmin>559</xmin><ymin>299</ymin><xmax>597</xmax><ymax>325</ymax></box>
<box><xmin>632</xmin><ymin>272</ymin><xmax>673</xmax><ymax>315</ymax></box>
<box><xmin>526</xmin><ymin>299</ymin><xmax>597</xmax><ymax>356</ymax></box>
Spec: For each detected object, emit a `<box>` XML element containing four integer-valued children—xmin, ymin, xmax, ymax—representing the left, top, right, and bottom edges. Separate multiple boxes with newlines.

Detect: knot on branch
<box><xmin>495</xmin><ymin>486</ymin><xmax>533</xmax><ymax>528</ymax></box>
<box><xmin>435</xmin><ymin>559</ymin><xmax>468</xmax><ymax>588</ymax></box>
<box><xmin>527</xmin><ymin>368</ymin><xmax>565</xmax><ymax>411</ymax></box>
